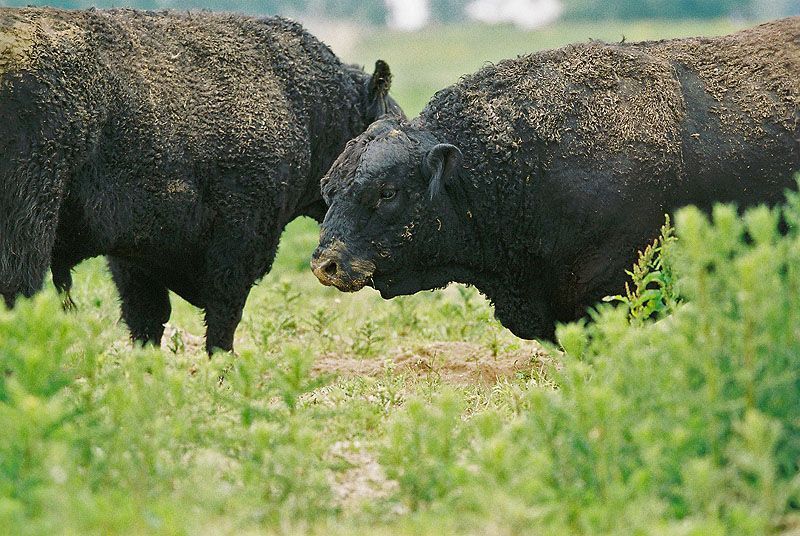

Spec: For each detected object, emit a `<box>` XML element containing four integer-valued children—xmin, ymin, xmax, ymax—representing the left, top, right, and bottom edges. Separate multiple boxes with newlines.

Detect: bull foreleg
<box><xmin>201</xmin><ymin>220</ymin><xmax>278</xmax><ymax>356</ymax></box>
<box><xmin>51</xmin><ymin>262</ymin><xmax>77</xmax><ymax>311</ymax></box>
<box><xmin>108</xmin><ymin>257</ymin><xmax>172</xmax><ymax>347</ymax></box>
<box><xmin>203</xmin><ymin>290</ymin><xmax>248</xmax><ymax>355</ymax></box>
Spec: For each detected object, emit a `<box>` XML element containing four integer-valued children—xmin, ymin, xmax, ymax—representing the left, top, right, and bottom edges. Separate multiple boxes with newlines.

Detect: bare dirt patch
<box><xmin>326</xmin><ymin>440</ymin><xmax>404</xmax><ymax>513</ymax></box>
<box><xmin>313</xmin><ymin>340</ymin><xmax>552</xmax><ymax>385</ymax></box>
<box><xmin>158</xmin><ymin>326</ymin><xmax>555</xmax><ymax>387</ymax></box>
<box><xmin>161</xmin><ymin>324</ymin><xmax>205</xmax><ymax>354</ymax></box>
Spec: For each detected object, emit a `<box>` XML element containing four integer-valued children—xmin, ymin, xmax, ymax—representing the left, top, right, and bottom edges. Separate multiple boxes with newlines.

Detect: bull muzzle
<box><xmin>311</xmin><ymin>240</ymin><xmax>375</xmax><ymax>292</ymax></box>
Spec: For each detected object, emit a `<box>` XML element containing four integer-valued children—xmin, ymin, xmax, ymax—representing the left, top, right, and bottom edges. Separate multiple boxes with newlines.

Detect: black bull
<box><xmin>0</xmin><ymin>8</ymin><xmax>402</xmax><ymax>353</ymax></box>
<box><xmin>312</xmin><ymin>18</ymin><xmax>800</xmax><ymax>342</ymax></box>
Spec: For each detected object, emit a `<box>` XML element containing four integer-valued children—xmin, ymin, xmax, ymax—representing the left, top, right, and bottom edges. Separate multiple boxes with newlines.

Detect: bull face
<box><xmin>312</xmin><ymin>118</ymin><xmax>466</xmax><ymax>298</ymax></box>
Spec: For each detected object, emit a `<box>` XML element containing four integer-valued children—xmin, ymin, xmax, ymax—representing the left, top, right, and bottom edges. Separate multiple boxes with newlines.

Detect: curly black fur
<box><xmin>0</xmin><ymin>7</ymin><xmax>402</xmax><ymax>353</ymax></box>
<box><xmin>312</xmin><ymin>18</ymin><xmax>800</xmax><ymax>342</ymax></box>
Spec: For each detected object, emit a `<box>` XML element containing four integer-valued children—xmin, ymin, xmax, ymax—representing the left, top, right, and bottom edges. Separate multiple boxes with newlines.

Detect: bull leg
<box><xmin>51</xmin><ymin>262</ymin><xmax>77</xmax><ymax>311</ymax></box>
<box><xmin>108</xmin><ymin>257</ymin><xmax>171</xmax><ymax>347</ymax></box>
<box><xmin>2</xmin><ymin>294</ymin><xmax>15</xmax><ymax>309</ymax></box>
<box><xmin>201</xmin><ymin>248</ymin><xmax>255</xmax><ymax>354</ymax></box>
<box><xmin>201</xmin><ymin>228</ymin><xmax>277</xmax><ymax>355</ymax></box>
<box><xmin>0</xmin><ymin>248</ymin><xmax>51</xmax><ymax>308</ymax></box>
<box><xmin>203</xmin><ymin>289</ymin><xmax>249</xmax><ymax>355</ymax></box>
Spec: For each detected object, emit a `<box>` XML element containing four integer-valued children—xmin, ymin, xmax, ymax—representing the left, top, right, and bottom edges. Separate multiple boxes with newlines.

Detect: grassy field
<box><xmin>3</xmin><ymin>19</ymin><xmax>798</xmax><ymax>535</ymax></box>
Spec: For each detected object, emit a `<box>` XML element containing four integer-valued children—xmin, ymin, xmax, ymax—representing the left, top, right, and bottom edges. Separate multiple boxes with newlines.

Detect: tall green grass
<box><xmin>377</xmin><ymin>197</ymin><xmax>800</xmax><ymax>534</ymax></box>
<box><xmin>3</xmin><ymin>190</ymin><xmax>799</xmax><ymax>533</ymax></box>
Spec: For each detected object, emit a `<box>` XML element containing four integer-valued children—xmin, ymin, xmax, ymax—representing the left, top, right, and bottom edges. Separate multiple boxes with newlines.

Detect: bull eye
<box><xmin>380</xmin><ymin>188</ymin><xmax>396</xmax><ymax>201</ymax></box>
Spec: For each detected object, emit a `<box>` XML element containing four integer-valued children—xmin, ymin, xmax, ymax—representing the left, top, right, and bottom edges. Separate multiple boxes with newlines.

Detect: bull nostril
<box><xmin>323</xmin><ymin>259</ymin><xmax>338</xmax><ymax>276</ymax></box>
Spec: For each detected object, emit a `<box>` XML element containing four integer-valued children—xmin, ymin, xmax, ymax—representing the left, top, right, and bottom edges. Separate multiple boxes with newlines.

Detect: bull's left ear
<box><xmin>365</xmin><ymin>60</ymin><xmax>392</xmax><ymax>122</ymax></box>
<box><xmin>425</xmin><ymin>143</ymin><xmax>463</xmax><ymax>200</ymax></box>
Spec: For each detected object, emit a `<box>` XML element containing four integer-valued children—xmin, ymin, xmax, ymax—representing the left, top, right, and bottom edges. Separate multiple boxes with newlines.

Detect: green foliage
<box><xmin>380</xmin><ymin>391</ymin><xmax>469</xmax><ymax>510</ymax></box>
<box><xmin>606</xmin><ymin>214</ymin><xmax>679</xmax><ymax>323</ymax></box>
<box><xmin>0</xmin><ymin>301</ymin><xmax>342</xmax><ymax>533</ymax></box>
<box><xmin>4</xmin><ymin>191</ymin><xmax>800</xmax><ymax>534</ymax></box>
<box><xmin>0</xmin><ymin>295</ymin><xmax>102</xmax><ymax>534</ymax></box>
<box><xmin>375</xmin><ymin>192</ymin><xmax>800</xmax><ymax>533</ymax></box>
<box><xmin>352</xmin><ymin>320</ymin><xmax>385</xmax><ymax>357</ymax></box>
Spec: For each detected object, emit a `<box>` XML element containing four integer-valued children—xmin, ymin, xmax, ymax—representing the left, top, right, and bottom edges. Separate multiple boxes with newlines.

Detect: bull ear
<box><xmin>365</xmin><ymin>60</ymin><xmax>392</xmax><ymax>122</ymax></box>
<box><xmin>425</xmin><ymin>143</ymin><xmax>463</xmax><ymax>200</ymax></box>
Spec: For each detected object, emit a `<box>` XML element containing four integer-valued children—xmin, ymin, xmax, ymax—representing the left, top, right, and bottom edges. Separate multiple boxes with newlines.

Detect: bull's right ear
<box><xmin>424</xmin><ymin>143</ymin><xmax>463</xmax><ymax>201</ymax></box>
<box><xmin>365</xmin><ymin>60</ymin><xmax>392</xmax><ymax>122</ymax></box>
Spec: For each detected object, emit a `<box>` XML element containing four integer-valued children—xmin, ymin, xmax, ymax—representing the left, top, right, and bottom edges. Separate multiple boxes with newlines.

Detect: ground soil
<box><xmin>163</xmin><ymin>325</ymin><xmax>552</xmax><ymax>386</ymax></box>
<box><xmin>312</xmin><ymin>340</ymin><xmax>551</xmax><ymax>385</ymax></box>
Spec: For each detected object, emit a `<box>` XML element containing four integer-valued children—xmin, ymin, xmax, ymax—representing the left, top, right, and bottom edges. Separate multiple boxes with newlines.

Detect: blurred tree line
<box><xmin>1</xmin><ymin>0</ymin><xmax>797</xmax><ymax>23</ymax></box>
<box><xmin>564</xmin><ymin>0</ymin><xmax>797</xmax><ymax>19</ymax></box>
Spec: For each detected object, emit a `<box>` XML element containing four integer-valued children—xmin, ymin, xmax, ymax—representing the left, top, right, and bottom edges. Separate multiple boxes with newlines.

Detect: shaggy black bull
<box><xmin>0</xmin><ymin>8</ymin><xmax>402</xmax><ymax>353</ymax></box>
<box><xmin>312</xmin><ymin>18</ymin><xmax>800</xmax><ymax>342</ymax></box>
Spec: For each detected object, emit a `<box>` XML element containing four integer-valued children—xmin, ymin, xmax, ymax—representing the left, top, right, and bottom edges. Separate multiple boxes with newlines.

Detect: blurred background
<box><xmin>1</xmin><ymin>0</ymin><xmax>797</xmax><ymax>115</ymax></box>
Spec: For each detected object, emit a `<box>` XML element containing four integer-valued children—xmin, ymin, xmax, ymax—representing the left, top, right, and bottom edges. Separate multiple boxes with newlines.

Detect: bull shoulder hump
<box><xmin>426</xmin><ymin>42</ymin><xmax>686</xmax><ymax>164</ymax></box>
<box><xmin>646</xmin><ymin>17</ymin><xmax>800</xmax><ymax>134</ymax></box>
<box><xmin>421</xmin><ymin>18</ymin><xmax>799</xmax><ymax>183</ymax></box>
